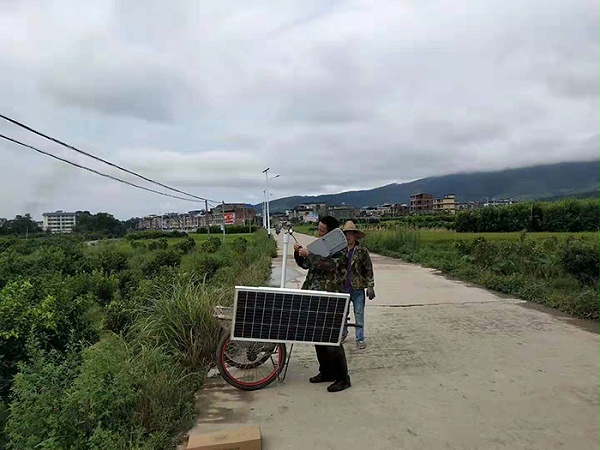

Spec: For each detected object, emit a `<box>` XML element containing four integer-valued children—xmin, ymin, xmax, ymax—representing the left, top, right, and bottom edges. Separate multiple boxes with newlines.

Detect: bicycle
<box><xmin>214</xmin><ymin>305</ymin><xmax>359</xmax><ymax>391</ymax></box>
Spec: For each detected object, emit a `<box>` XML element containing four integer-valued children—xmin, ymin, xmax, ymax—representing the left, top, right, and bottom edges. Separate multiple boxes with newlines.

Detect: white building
<box><xmin>42</xmin><ymin>211</ymin><xmax>77</xmax><ymax>233</ymax></box>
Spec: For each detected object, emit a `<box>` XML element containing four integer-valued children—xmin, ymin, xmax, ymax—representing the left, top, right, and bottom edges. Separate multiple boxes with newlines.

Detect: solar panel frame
<box><xmin>231</xmin><ymin>286</ymin><xmax>351</xmax><ymax>346</ymax></box>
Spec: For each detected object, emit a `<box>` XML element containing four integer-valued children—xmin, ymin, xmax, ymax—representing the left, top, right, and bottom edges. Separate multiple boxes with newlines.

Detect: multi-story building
<box><xmin>432</xmin><ymin>194</ymin><xmax>456</xmax><ymax>214</ymax></box>
<box><xmin>42</xmin><ymin>211</ymin><xmax>77</xmax><ymax>233</ymax></box>
<box><xmin>410</xmin><ymin>193</ymin><xmax>434</xmax><ymax>214</ymax></box>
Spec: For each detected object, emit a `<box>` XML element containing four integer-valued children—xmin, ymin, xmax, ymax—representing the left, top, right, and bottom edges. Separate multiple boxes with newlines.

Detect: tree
<box><xmin>0</xmin><ymin>214</ymin><xmax>42</xmax><ymax>236</ymax></box>
<box><xmin>73</xmin><ymin>212</ymin><xmax>127</xmax><ymax>237</ymax></box>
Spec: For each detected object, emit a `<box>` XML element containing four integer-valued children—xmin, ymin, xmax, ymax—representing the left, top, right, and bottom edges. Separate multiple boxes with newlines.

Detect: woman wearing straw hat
<box><xmin>341</xmin><ymin>221</ymin><xmax>375</xmax><ymax>349</ymax></box>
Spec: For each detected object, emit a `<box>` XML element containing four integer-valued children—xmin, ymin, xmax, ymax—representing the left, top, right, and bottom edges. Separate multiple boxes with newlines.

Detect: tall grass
<box><xmin>131</xmin><ymin>279</ymin><xmax>226</xmax><ymax>372</ymax></box>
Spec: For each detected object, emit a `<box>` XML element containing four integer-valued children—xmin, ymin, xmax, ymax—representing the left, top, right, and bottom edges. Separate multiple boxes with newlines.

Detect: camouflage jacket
<box><xmin>294</xmin><ymin>250</ymin><xmax>346</xmax><ymax>293</ymax></box>
<box><xmin>345</xmin><ymin>242</ymin><xmax>375</xmax><ymax>289</ymax></box>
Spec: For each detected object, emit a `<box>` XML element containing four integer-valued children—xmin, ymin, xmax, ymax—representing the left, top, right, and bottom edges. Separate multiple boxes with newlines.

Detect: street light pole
<box><xmin>263</xmin><ymin>168</ymin><xmax>271</xmax><ymax>237</ymax></box>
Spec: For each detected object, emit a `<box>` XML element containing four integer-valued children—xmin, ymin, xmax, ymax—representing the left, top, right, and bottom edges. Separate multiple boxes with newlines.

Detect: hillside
<box><xmin>264</xmin><ymin>160</ymin><xmax>599</xmax><ymax>212</ymax></box>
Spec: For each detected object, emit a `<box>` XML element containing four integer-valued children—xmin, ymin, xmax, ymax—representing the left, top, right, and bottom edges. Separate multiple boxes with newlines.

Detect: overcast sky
<box><xmin>0</xmin><ymin>0</ymin><xmax>598</xmax><ymax>219</ymax></box>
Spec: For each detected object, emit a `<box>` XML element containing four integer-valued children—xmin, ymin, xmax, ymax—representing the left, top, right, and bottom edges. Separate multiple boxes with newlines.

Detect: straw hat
<box><xmin>341</xmin><ymin>221</ymin><xmax>366</xmax><ymax>239</ymax></box>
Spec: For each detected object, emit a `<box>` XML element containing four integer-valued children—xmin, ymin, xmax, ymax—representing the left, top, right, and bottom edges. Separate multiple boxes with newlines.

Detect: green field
<box><xmin>361</xmin><ymin>227</ymin><xmax>598</xmax><ymax>320</ymax></box>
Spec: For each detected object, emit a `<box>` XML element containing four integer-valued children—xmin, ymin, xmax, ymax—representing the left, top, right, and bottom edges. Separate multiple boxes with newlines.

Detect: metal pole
<box><xmin>280</xmin><ymin>231</ymin><xmax>289</xmax><ymax>288</ymax></box>
<box><xmin>263</xmin><ymin>167</ymin><xmax>271</xmax><ymax>238</ymax></box>
<box><xmin>262</xmin><ymin>190</ymin><xmax>266</xmax><ymax>229</ymax></box>
<box><xmin>205</xmin><ymin>200</ymin><xmax>210</xmax><ymax>238</ymax></box>
<box><xmin>266</xmin><ymin>177</ymin><xmax>271</xmax><ymax>237</ymax></box>
<box><xmin>222</xmin><ymin>201</ymin><xmax>226</xmax><ymax>243</ymax></box>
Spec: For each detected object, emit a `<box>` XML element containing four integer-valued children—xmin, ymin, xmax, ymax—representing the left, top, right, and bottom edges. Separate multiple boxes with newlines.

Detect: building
<box><xmin>432</xmin><ymin>194</ymin><xmax>456</xmax><ymax>214</ymax></box>
<box><xmin>483</xmin><ymin>198</ymin><xmax>519</xmax><ymax>207</ymax></box>
<box><xmin>391</xmin><ymin>204</ymin><xmax>410</xmax><ymax>216</ymax></box>
<box><xmin>410</xmin><ymin>193</ymin><xmax>434</xmax><ymax>214</ymax></box>
<box><xmin>42</xmin><ymin>211</ymin><xmax>77</xmax><ymax>233</ymax></box>
<box><xmin>327</xmin><ymin>204</ymin><xmax>352</xmax><ymax>221</ymax></box>
<box><xmin>456</xmin><ymin>201</ymin><xmax>479</xmax><ymax>211</ymax></box>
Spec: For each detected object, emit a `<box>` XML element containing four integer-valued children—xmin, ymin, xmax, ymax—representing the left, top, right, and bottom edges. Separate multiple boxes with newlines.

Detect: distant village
<box><xmin>19</xmin><ymin>193</ymin><xmax>518</xmax><ymax>234</ymax></box>
<box><xmin>274</xmin><ymin>193</ymin><xmax>517</xmax><ymax>225</ymax></box>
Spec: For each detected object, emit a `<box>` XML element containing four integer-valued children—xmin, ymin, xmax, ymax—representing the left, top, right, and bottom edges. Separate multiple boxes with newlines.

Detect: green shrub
<box><xmin>176</xmin><ymin>237</ymin><xmax>196</xmax><ymax>254</ymax></box>
<box><xmin>561</xmin><ymin>240</ymin><xmax>599</xmax><ymax>285</ymax></box>
<box><xmin>147</xmin><ymin>239</ymin><xmax>168</xmax><ymax>251</ymax></box>
<box><xmin>0</xmin><ymin>280</ymin><xmax>99</xmax><ymax>398</ymax></box>
<box><xmin>125</xmin><ymin>230</ymin><xmax>188</xmax><ymax>241</ymax></box>
<box><xmin>200</xmin><ymin>237</ymin><xmax>222</xmax><ymax>253</ymax></box>
<box><xmin>231</xmin><ymin>237</ymin><xmax>248</xmax><ymax>253</ymax></box>
<box><xmin>6</xmin><ymin>337</ymin><xmax>200</xmax><ymax>450</ymax></box>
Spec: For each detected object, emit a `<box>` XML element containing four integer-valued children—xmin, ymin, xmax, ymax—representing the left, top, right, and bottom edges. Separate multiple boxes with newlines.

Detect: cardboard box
<box><xmin>186</xmin><ymin>426</ymin><xmax>262</xmax><ymax>450</ymax></box>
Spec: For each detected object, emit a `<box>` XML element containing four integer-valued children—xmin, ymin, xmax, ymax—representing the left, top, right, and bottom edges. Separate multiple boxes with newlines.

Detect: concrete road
<box><xmin>188</xmin><ymin>232</ymin><xmax>599</xmax><ymax>450</ymax></box>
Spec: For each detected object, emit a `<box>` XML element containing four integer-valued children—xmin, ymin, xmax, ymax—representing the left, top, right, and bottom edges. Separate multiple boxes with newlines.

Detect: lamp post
<box><xmin>262</xmin><ymin>168</ymin><xmax>280</xmax><ymax>238</ymax></box>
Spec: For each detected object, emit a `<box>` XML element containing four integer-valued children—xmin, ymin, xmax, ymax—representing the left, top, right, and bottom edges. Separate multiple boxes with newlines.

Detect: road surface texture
<box><xmin>187</xmin><ymin>232</ymin><xmax>599</xmax><ymax>450</ymax></box>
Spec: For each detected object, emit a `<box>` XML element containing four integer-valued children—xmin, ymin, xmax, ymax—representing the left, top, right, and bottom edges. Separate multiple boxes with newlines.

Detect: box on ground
<box><xmin>186</xmin><ymin>425</ymin><xmax>261</xmax><ymax>450</ymax></box>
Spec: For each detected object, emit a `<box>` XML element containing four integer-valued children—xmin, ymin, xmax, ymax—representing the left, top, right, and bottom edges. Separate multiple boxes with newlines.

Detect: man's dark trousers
<box><xmin>315</xmin><ymin>344</ymin><xmax>349</xmax><ymax>381</ymax></box>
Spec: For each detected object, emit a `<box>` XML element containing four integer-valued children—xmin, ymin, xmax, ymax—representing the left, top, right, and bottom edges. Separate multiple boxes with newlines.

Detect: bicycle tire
<box><xmin>216</xmin><ymin>333</ymin><xmax>286</xmax><ymax>391</ymax></box>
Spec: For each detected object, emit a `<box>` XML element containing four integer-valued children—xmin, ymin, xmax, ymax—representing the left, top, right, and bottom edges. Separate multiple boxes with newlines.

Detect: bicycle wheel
<box><xmin>216</xmin><ymin>333</ymin><xmax>286</xmax><ymax>391</ymax></box>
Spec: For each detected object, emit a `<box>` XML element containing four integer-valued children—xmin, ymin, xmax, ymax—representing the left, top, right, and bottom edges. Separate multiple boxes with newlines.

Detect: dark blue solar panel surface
<box><xmin>232</xmin><ymin>289</ymin><xmax>348</xmax><ymax>344</ymax></box>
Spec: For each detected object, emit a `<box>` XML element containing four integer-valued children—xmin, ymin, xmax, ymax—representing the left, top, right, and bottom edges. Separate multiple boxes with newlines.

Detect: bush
<box><xmin>200</xmin><ymin>237</ymin><xmax>222</xmax><ymax>253</ymax></box>
<box><xmin>196</xmin><ymin>225</ymin><xmax>257</xmax><ymax>234</ymax></box>
<box><xmin>6</xmin><ymin>337</ymin><xmax>200</xmax><ymax>450</ymax></box>
<box><xmin>176</xmin><ymin>237</ymin><xmax>196</xmax><ymax>254</ymax></box>
<box><xmin>147</xmin><ymin>239</ymin><xmax>168</xmax><ymax>251</ymax></box>
<box><xmin>231</xmin><ymin>237</ymin><xmax>248</xmax><ymax>253</ymax></box>
<box><xmin>125</xmin><ymin>230</ymin><xmax>188</xmax><ymax>241</ymax></box>
<box><xmin>0</xmin><ymin>280</ymin><xmax>100</xmax><ymax>398</ymax></box>
<box><xmin>561</xmin><ymin>240</ymin><xmax>600</xmax><ymax>285</ymax></box>
<box><xmin>455</xmin><ymin>198</ymin><xmax>599</xmax><ymax>233</ymax></box>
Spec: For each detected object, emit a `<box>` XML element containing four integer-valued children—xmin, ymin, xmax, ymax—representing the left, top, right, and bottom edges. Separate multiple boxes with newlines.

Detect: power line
<box><xmin>0</xmin><ymin>133</ymin><xmax>206</xmax><ymax>204</ymax></box>
<box><xmin>0</xmin><ymin>113</ymin><xmax>218</xmax><ymax>203</ymax></box>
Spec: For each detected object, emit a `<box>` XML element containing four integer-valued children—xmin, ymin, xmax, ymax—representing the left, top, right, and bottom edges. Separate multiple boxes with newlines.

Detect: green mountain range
<box><xmin>264</xmin><ymin>160</ymin><xmax>599</xmax><ymax>212</ymax></box>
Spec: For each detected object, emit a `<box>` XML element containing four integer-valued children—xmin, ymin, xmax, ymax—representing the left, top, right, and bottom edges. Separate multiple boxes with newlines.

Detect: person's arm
<box><xmin>361</xmin><ymin>248</ymin><xmax>376</xmax><ymax>299</ymax></box>
<box><xmin>363</xmin><ymin>250</ymin><xmax>375</xmax><ymax>288</ymax></box>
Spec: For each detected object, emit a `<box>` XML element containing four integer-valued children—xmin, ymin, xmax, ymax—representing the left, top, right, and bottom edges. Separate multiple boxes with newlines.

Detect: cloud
<box><xmin>0</xmin><ymin>0</ymin><xmax>597</xmax><ymax>219</ymax></box>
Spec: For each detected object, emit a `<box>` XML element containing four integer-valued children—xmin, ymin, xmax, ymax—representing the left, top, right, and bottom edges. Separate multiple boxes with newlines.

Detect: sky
<box><xmin>0</xmin><ymin>0</ymin><xmax>598</xmax><ymax>220</ymax></box>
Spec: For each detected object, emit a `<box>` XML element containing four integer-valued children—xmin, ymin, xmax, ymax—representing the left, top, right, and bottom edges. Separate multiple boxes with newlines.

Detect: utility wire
<box><xmin>0</xmin><ymin>133</ymin><xmax>205</xmax><ymax>204</ymax></box>
<box><xmin>0</xmin><ymin>113</ymin><xmax>217</xmax><ymax>203</ymax></box>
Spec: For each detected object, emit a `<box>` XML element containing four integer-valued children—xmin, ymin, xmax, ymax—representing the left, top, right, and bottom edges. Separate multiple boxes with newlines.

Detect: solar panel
<box><xmin>306</xmin><ymin>228</ymin><xmax>347</xmax><ymax>257</ymax></box>
<box><xmin>231</xmin><ymin>286</ymin><xmax>350</xmax><ymax>346</ymax></box>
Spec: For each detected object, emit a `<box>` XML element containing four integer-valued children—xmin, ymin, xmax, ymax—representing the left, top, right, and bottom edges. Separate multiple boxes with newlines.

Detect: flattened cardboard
<box><xmin>186</xmin><ymin>426</ymin><xmax>261</xmax><ymax>450</ymax></box>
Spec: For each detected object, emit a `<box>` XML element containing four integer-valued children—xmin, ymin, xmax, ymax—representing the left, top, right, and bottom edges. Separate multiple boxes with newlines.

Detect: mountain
<box><xmin>262</xmin><ymin>160</ymin><xmax>599</xmax><ymax>212</ymax></box>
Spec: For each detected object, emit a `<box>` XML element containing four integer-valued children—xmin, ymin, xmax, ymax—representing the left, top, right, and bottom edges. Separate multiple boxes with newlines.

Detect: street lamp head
<box><xmin>262</xmin><ymin>167</ymin><xmax>270</xmax><ymax>173</ymax></box>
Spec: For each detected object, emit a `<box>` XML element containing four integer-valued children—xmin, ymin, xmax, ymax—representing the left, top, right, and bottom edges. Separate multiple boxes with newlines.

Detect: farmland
<box><xmin>292</xmin><ymin>222</ymin><xmax>598</xmax><ymax>321</ymax></box>
<box><xmin>363</xmin><ymin>227</ymin><xmax>598</xmax><ymax>320</ymax></box>
<box><xmin>0</xmin><ymin>230</ymin><xmax>276</xmax><ymax>449</ymax></box>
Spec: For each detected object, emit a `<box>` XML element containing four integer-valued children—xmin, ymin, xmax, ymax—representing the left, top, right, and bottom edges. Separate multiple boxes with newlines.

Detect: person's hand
<box><xmin>298</xmin><ymin>247</ymin><xmax>310</xmax><ymax>257</ymax></box>
<box><xmin>366</xmin><ymin>287</ymin><xmax>376</xmax><ymax>300</ymax></box>
<box><xmin>293</xmin><ymin>243</ymin><xmax>301</xmax><ymax>252</ymax></box>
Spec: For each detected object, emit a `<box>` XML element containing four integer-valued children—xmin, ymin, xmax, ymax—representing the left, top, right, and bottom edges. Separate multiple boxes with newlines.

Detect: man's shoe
<box><xmin>356</xmin><ymin>340</ymin><xmax>366</xmax><ymax>349</ymax></box>
<box><xmin>327</xmin><ymin>378</ymin><xmax>351</xmax><ymax>392</ymax></box>
<box><xmin>309</xmin><ymin>373</ymin><xmax>335</xmax><ymax>383</ymax></box>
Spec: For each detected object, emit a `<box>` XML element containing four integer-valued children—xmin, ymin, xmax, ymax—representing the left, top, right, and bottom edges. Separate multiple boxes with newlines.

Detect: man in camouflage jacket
<box><xmin>293</xmin><ymin>216</ymin><xmax>351</xmax><ymax>393</ymax></box>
